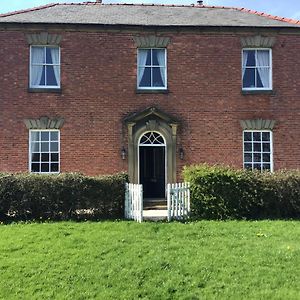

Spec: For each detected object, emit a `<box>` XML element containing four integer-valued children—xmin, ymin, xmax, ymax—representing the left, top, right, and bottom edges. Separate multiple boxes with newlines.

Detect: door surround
<box><xmin>124</xmin><ymin>107</ymin><xmax>179</xmax><ymax>184</ymax></box>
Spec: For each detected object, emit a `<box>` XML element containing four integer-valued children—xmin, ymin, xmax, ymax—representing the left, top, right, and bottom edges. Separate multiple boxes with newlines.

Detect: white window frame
<box><xmin>29</xmin><ymin>129</ymin><xmax>60</xmax><ymax>174</ymax></box>
<box><xmin>29</xmin><ymin>45</ymin><xmax>61</xmax><ymax>89</ymax></box>
<box><xmin>243</xmin><ymin>130</ymin><xmax>273</xmax><ymax>172</ymax></box>
<box><xmin>137</xmin><ymin>48</ymin><xmax>167</xmax><ymax>90</ymax></box>
<box><xmin>242</xmin><ymin>48</ymin><xmax>272</xmax><ymax>91</ymax></box>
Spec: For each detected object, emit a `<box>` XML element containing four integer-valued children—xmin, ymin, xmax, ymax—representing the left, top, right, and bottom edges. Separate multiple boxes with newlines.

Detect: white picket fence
<box><xmin>125</xmin><ymin>183</ymin><xmax>143</xmax><ymax>222</ymax></box>
<box><xmin>167</xmin><ymin>182</ymin><xmax>190</xmax><ymax>221</ymax></box>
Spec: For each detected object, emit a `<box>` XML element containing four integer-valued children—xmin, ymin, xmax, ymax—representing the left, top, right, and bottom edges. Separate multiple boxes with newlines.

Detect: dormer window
<box><xmin>242</xmin><ymin>49</ymin><xmax>272</xmax><ymax>90</ymax></box>
<box><xmin>30</xmin><ymin>46</ymin><xmax>60</xmax><ymax>89</ymax></box>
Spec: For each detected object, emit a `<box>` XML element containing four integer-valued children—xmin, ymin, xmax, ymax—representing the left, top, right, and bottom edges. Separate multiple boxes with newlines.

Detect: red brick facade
<box><xmin>0</xmin><ymin>28</ymin><xmax>300</xmax><ymax>178</ymax></box>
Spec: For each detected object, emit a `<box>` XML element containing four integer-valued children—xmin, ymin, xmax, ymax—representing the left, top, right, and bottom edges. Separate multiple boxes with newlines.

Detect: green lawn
<box><xmin>0</xmin><ymin>221</ymin><xmax>299</xmax><ymax>300</ymax></box>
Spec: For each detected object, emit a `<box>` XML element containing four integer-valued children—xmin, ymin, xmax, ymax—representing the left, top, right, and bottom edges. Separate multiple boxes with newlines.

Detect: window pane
<box><xmin>263</xmin><ymin>164</ymin><xmax>271</xmax><ymax>170</ymax></box>
<box><xmin>152</xmin><ymin>67</ymin><xmax>164</xmax><ymax>87</ymax></box>
<box><xmin>253</xmin><ymin>143</ymin><xmax>262</xmax><ymax>152</ymax></box>
<box><xmin>244</xmin><ymin>153</ymin><xmax>252</xmax><ymax>163</ymax></box>
<box><xmin>138</xmin><ymin>49</ymin><xmax>151</xmax><ymax>66</ymax></box>
<box><xmin>31</xmin><ymin>163</ymin><xmax>40</xmax><ymax>173</ymax></box>
<box><xmin>31</xmin><ymin>66</ymin><xmax>45</xmax><ymax>86</ymax></box>
<box><xmin>257</xmin><ymin>68</ymin><xmax>269</xmax><ymax>88</ymax></box>
<box><xmin>244</xmin><ymin>163</ymin><xmax>252</xmax><ymax>170</ymax></box>
<box><xmin>257</xmin><ymin>50</ymin><xmax>270</xmax><ymax>66</ymax></box>
<box><xmin>254</xmin><ymin>153</ymin><xmax>261</xmax><ymax>162</ymax></box>
<box><xmin>152</xmin><ymin>49</ymin><xmax>165</xmax><ymax>66</ymax></box>
<box><xmin>253</xmin><ymin>164</ymin><xmax>261</xmax><ymax>170</ymax></box>
<box><xmin>51</xmin><ymin>163</ymin><xmax>59</xmax><ymax>172</ymax></box>
<box><xmin>263</xmin><ymin>143</ymin><xmax>271</xmax><ymax>152</ymax></box>
<box><xmin>50</xmin><ymin>132</ymin><xmax>59</xmax><ymax>141</ymax></box>
<box><xmin>244</xmin><ymin>143</ymin><xmax>252</xmax><ymax>152</ymax></box>
<box><xmin>31</xmin><ymin>153</ymin><xmax>40</xmax><ymax>162</ymax></box>
<box><xmin>244</xmin><ymin>132</ymin><xmax>252</xmax><ymax>141</ymax></box>
<box><xmin>51</xmin><ymin>153</ymin><xmax>59</xmax><ymax>162</ymax></box>
<box><xmin>41</xmin><ymin>132</ymin><xmax>49</xmax><ymax>141</ymax></box>
<box><xmin>50</xmin><ymin>142</ymin><xmax>59</xmax><ymax>152</ymax></box>
<box><xmin>253</xmin><ymin>132</ymin><xmax>261</xmax><ymax>141</ymax></box>
<box><xmin>46</xmin><ymin>66</ymin><xmax>58</xmax><ymax>86</ymax></box>
<box><xmin>31</xmin><ymin>131</ymin><xmax>40</xmax><ymax>142</ymax></box>
<box><xmin>139</xmin><ymin>67</ymin><xmax>151</xmax><ymax>87</ymax></box>
<box><xmin>243</xmin><ymin>68</ymin><xmax>255</xmax><ymax>88</ymax></box>
<box><xmin>246</xmin><ymin>50</ymin><xmax>255</xmax><ymax>66</ymax></box>
<box><xmin>31</xmin><ymin>142</ymin><xmax>40</xmax><ymax>152</ymax></box>
<box><xmin>46</xmin><ymin>48</ymin><xmax>53</xmax><ymax>64</ymax></box>
<box><xmin>263</xmin><ymin>153</ymin><xmax>270</xmax><ymax>162</ymax></box>
<box><xmin>41</xmin><ymin>163</ymin><xmax>50</xmax><ymax>173</ymax></box>
<box><xmin>262</xmin><ymin>132</ymin><xmax>270</xmax><ymax>142</ymax></box>
<box><xmin>31</xmin><ymin>47</ymin><xmax>45</xmax><ymax>64</ymax></box>
<box><xmin>41</xmin><ymin>153</ymin><xmax>50</xmax><ymax>162</ymax></box>
<box><xmin>41</xmin><ymin>142</ymin><xmax>49</xmax><ymax>152</ymax></box>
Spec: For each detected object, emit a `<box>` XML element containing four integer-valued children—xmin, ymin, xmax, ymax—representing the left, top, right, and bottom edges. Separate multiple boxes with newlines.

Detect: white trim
<box><xmin>242</xmin><ymin>48</ymin><xmax>272</xmax><ymax>91</ymax></box>
<box><xmin>242</xmin><ymin>130</ymin><xmax>273</xmax><ymax>172</ymax></box>
<box><xmin>29</xmin><ymin>45</ymin><xmax>61</xmax><ymax>89</ymax></box>
<box><xmin>137</xmin><ymin>48</ymin><xmax>167</xmax><ymax>90</ymax></box>
<box><xmin>29</xmin><ymin>129</ymin><xmax>61</xmax><ymax>174</ymax></box>
<box><xmin>137</xmin><ymin>131</ymin><xmax>167</xmax><ymax>197</ymax></box>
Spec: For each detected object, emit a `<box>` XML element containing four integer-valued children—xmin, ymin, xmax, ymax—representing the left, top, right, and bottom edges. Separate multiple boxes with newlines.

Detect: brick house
<box><xmin>0</xmin><ymin>2</ymin><xmax>300</xmax><ymax>199</ymax></box>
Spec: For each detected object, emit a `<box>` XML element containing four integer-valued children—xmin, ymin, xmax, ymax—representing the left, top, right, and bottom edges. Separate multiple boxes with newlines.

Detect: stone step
<box><xmin>144</xmin><ymin>199</ymin><xmax>167</xmax><ymax>210</ymax></box>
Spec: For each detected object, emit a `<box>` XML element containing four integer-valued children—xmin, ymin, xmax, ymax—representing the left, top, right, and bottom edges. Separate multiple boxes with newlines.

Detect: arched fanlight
<box><xmin>139</xmin><ymin>132</ymin><xmax>165</xmax><ymax>146</ymax></box>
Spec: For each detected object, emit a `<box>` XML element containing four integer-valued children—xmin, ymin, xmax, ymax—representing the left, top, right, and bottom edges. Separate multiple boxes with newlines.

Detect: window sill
<box><xmin>241</xmin><ymin>90</ymin><xmax>275</xmax><ymax>95</ymax></box>
<box><xmin>28</xmin><ymin>88</ymin><xmax>62</xmax><ymax>94</ymax></box>
<box><xmin>136</xmin><ymin>89</ymin><xmax>169</xmax><ymax>94</ymax></box>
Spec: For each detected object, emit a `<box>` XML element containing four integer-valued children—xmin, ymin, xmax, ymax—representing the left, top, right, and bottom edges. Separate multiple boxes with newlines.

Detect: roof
<box><xmin>0</xmin><ymin>2</ymin><xmax>300</xmax><ymax>28</ymax></box>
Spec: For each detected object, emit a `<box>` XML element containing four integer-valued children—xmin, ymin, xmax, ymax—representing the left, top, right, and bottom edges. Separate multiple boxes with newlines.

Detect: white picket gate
<box><xmin>125</xmin><ymin>183</ymin><xmax>143</xmax><ymax>222</ymax></box>
<box><xmin>167</xmin><ymin>182</ymin><xmax>190</xmax><ymax>221</ymax></box>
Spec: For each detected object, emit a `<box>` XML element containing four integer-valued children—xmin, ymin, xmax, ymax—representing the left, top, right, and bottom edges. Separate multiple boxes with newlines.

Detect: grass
<box><xmin>0</xmin><ymin>221</ymin><xmax>299</xmax><ymax>300</ymax></box>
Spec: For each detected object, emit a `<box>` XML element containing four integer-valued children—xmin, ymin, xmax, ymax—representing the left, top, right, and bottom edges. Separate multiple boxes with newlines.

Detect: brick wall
<box><xmin>0</xmin><ymin>29</ymin><xmax>299</xmax><ymax>176</ymax></box>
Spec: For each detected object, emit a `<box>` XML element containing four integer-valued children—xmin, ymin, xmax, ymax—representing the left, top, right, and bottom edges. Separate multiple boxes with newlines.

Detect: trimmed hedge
<box><xmin>0</xmin><ymin>172</ymin><xmax>128</xmax><ymax>221</ymax></box>
<box><xmin>183</xmin><ymin>165</ymin><xmax>300</xmax><ymax>220</ymax></box>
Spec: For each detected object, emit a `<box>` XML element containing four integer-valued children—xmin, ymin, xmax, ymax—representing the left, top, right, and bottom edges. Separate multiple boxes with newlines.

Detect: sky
<box><xmin>0</xmin><ymin>0</ymin><xmax>300</xmax><ymax>20</ymax></box>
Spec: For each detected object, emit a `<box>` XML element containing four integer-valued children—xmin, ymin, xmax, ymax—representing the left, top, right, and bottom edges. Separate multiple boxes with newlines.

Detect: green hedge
<box><xmin>183</xmin><ymin>165</ymin><xmax>300</xmax><ymax>220</ymax></box>
<box><xmin>0</xmin><ymin>172</ymin><xmax>128</xmax><ymax>221</ymax></box>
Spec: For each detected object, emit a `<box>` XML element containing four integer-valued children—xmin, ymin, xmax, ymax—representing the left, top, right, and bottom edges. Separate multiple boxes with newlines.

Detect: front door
<box><xmin>139</xmin><ymin>146</ymin><xmax>165</xmax><ymax>198</ymax></box>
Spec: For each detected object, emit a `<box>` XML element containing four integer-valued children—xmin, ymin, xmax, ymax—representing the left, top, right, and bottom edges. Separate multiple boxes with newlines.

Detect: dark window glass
<box><xmin>244</xmin><ymin>153</ymin><xmax>252</xmax><ymax>163</ymax></box>
<box><xmin>263</xmin><ymin>143</ymin><xmax>271</xmax><ymax>152</ymax></box>
<box><xmin>244</xmin><ymin>132</ymin><xmax>252</xmax><ymax>141</ymax></box>
<box><xmin>41</xmin><ymin>163</ymin><xmax>49</xmax><ymax>172</ymax></box>
<box><xmin>244</xmin><ymin>164</ymin><xmax>252</xmax><ymax>170</ymax></box>
<box><xmin>41</xmin><ymin>153</ymin><xmax>50</xmax><ymax>162</ymax></box>
<box><xmin>263</xmin><ymin>164</ymin><xmax>271</xmax><ymax>170</ymax></box>
<box><xmin>243</xmin><ymin>68</ymin><xmax>255</xmax><ymax>88</ymax></box>
<box><xmin>145</xmin><ymin>50</ymin><xmax>151</xmax><ymax>65</ymax></box>
<box><xmin>253</xmin><ymin>143</ymin><xmax>262</xmax><ymax>152</ymax></box>
<box><xmin>263</xmin><ymin>153</ymin><xmax>270</xmax><ymax>162</ymax></box>
<box><xmin>140</xmin><ymin>67</ymin><xmax>151</xmax><ymax>87</ymax></box>
<box><xmin>254</xmin><ymin>153</ymin><xmax>261</xmax><ymax>162</ymax></box>
<box><xmin>46</xmin><ymin>48</ymin><xmax>53</xmax><ymax>64</ymax></box>
<box><xmin>51</xmin><ymin>163</ymin><xmax>59</xmax><ymax>172</ymax></box>
<box><xmin>152</xmin><ymin>67</ymin><xmax>164</xmax><ymax>87</ymax></box>
<box><xmin>253</xmin><ymin>132</ymin><xmax>261</xmax><ymax>141</ymax></box>
<box><xmin>262</xmin><ymin>132</ymin><xmax>270</xmax><ymax>142</ymax></box>
<box><xmin>31</xmin><ymin>163</ymin><xmax>40</xmax><ymax>172</ymax></box>
<box><xmin>245</xmin><ymin>50</ymin><xmax>256</xmax><ymax>66</ymax></box>
<box><xmin>253</xmin><ymin>164</ymin><xmax>261</xmax><ymax>170</ymax></box>
<box><xmin>244</xmin><ymin>143</ymin><xmax>252</xmax><ymax>152</ymax></box>
<box><xmin>51</xmin><ymin>153</ymin><xmax>59</xmax><ymax>162</ymax></box>
<box><xmin>31</xmin><ymin>153</ymin><xmax>40</xmax><ymax>162</ymax></box>
<box><xmin>46</xmin><ymin>66</ymin><xmax>58</xmax><ymax>86</ymax></box>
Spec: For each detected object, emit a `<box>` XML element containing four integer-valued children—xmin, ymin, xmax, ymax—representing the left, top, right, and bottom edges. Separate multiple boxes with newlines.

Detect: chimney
<box><xmin>197</xmin><ymin>0</ymin><xmax>204</xmax><ymax>5</ymax></box>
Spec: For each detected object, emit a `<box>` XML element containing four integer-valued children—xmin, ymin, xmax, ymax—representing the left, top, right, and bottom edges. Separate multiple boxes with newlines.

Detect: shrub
<box><xmin>0</xmin><ymin>172</ymin><xmax>128</xmax><ymax>221</ymax></box>
<box><xmin>183</xmin><ymin>164</ymin><xmax>300</xmax><ymax>220</ymax></box>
